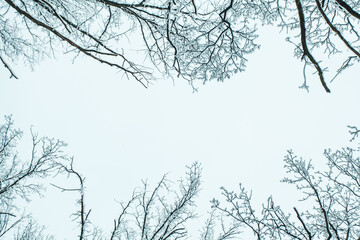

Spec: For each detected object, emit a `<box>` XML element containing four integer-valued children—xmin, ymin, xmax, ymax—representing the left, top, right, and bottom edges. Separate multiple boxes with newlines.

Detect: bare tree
<box><xmin>217</xmin><ymin>0</ymin><xmax>360</xmax><ymax>92</ymax></box>
<box><xmin>51</xmin><ymin>159</ymin><xmax>92</xmax><ymax>240</ymax></box>
<box><xmin>111</xmin><ymin>162</ymin><xmax>201</xmax><ymax>240</ymax></box>
<box><xmin>1</xmin><ymin>1</ymin><xmax>359</xmax><ymax>91</ymax></box>
<box><xmin>55</xmin><ymin>161</ymin><xmax>201</xmax><ymax>239</ymax></box>
<box><xmin>288</xmin><ymin>0</ymin><xmax>360</xmax><ymax>92</ymax></box>
<box><xmin>13</xmin><ymin>219</ymin><xmax>54</xmax><ymax>240</ymax></box>
<box><xmin>0</xmin><ymin>116</ymin><xmax>203</xmax><ymax>239</ymax></box>
<box><xmin>4</xmin><ymin>113</ymin><xmax>360</xmax><ymax>239</ymax></box>
<box><xmin>210</xmin><ymin>127</ymin><xmax>360</xmax><ymax>239</ymax></box>
<box><xmin>0</xmin><ymin>116</ymin><xmax>68</xmax><ymax>238</ymax></box>
<box><xmin>0</xmin><ymin>0</ymin><xmax>258</xmax><ymax>89</ymax></box>
<box><xmin>255</xmin><ymin>0</ymin><xmax>359</xmax><ymax>92</ymax></box>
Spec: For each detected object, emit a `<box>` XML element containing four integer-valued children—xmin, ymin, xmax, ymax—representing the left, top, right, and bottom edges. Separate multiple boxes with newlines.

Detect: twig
<box><xmin>0</xmin><ymin>55</ymin><xmax>18</xmax><ymax>79</ymax></box>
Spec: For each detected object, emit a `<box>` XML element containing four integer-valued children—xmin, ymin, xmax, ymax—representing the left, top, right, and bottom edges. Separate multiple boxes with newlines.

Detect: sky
<box><xmin>1</xmin><ymin>26</ymin><xmax>360</xmax><ymax>239</ymax></box>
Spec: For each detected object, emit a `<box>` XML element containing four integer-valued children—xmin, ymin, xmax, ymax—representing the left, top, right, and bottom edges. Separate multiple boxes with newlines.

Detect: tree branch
<box><xmin>5</xmin><ymin>0</ymin><xmax>150</xmax><ymax>87</ymax></box>
<box><xmin>0</xmin><ymin>55</ymin><xmax>18</xmax><ymax>79</ymax></box>
<box><xmin>335</xmin><ymin>0</ymin><xmax>360</xmax><ymax>20</ymax></box>
<box><xmin>315</xmin><ymin>0</ymin><xmax>360</xmax><ymax>59</ymax></box>
<box><xmin>294</xmin><ymin>207</ymin><xmax>313</xmax><ymax>240</ymax></box>
<box><xmin>294</xmin><ymin>0</ymin><xmax>330</xmax><ymax>93</ymax></box>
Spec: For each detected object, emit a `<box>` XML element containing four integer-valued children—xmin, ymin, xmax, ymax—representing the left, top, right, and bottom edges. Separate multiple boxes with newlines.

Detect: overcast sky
<box><xmin>1</xmin><ymin>26</ymin><xmax>360</xmax><ymax>239</ymax></box>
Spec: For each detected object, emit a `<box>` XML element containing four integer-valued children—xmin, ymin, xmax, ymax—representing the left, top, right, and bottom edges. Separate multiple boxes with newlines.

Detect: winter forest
<box><xmin>1</xmin><ymin>0</ymin><xmax>360</xmax><ymax>239</ymax></box>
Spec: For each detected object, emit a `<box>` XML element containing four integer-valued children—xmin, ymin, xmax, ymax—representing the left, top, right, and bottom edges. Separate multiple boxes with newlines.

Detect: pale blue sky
<box><xmin>1</xmin><ymin>26</ymin><xmax>359</xmax><ymax>239</ymax></box>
